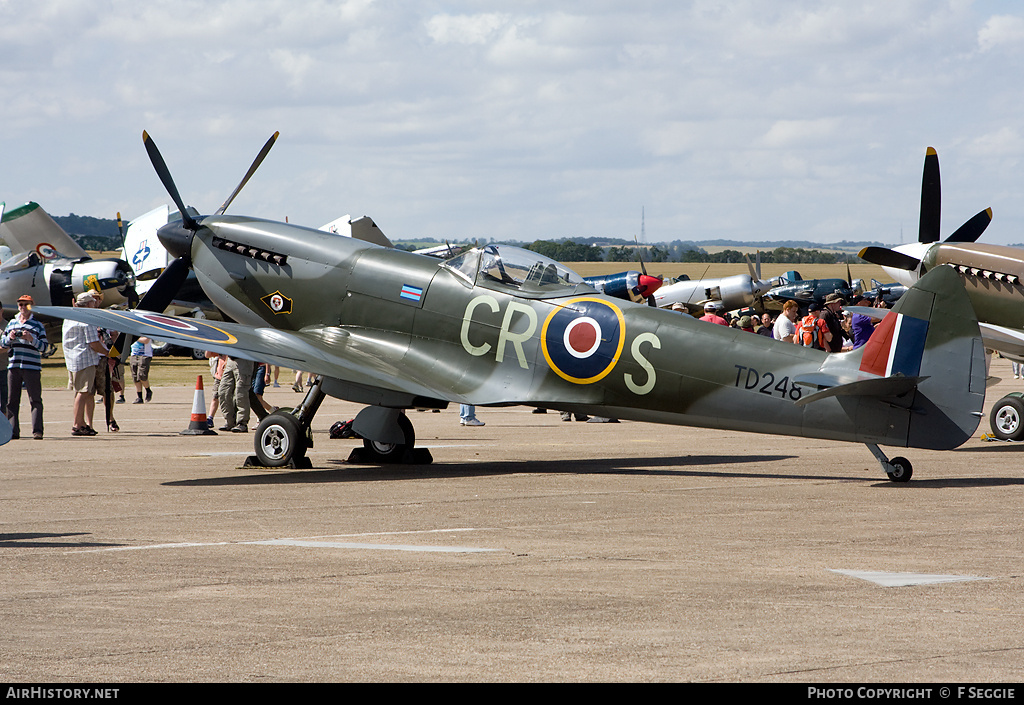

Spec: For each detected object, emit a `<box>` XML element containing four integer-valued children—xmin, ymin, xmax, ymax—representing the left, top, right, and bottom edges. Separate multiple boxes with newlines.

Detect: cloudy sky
<box><xmin>1</xmin><ymin>0</ymin><xmax>1022</xmax><ymax>246</ymax></box>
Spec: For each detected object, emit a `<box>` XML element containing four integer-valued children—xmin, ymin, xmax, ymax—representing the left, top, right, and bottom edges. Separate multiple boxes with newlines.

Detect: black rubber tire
<box><xmin>990</xmin><ymin>395</ymin><xmax>1024</xmax><ymax>441</ymax></box>
<box><xmin>361</xmin><ymin>414</ymin><xmax>415</xmax><ymax>462</ymax></box>
<box><xmin>254</xmin><ymin>412</ymin><xmax>306</xmax><ymax>467</ymax></box>
<box><xmin>886</xmin><ymin>456</ymin><xmax>913</xmax><ymax>483</ymax></box>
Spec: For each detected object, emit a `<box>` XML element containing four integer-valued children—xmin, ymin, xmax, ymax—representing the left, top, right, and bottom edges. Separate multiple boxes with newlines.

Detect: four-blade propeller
<box><xmin>859</xmin><ymin>147</ymin><xmax>992</xmax><ymax>272</ymax></box>
<box><xmin>110</xmin><ymin>131</ymin><xmax>279</xmax><ymax>356</ymax></box>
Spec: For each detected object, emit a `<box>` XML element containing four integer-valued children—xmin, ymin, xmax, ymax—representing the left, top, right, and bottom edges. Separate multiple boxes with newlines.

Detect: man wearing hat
<box><xmin>821</xmin><ymin>292</ymin><xmax>849</xmax><ymax>353</ymax></box>
<box><xmin>698</xmin><ymin>301</ymin><xmax>728</xmax><ymax>326</ymax></box>
<box><xmin>1</xmin><ymin>295</ymin><xmax>48</xmax><ymax>439</ymax></box>
<box><xmin>63</xmin><ymin>290</ymin><xmax>109</xmax><ymax>436</ymax></box>
<box><xmin>798</xmin><ymin>303</ymin><xmax>832</xmax><ymax>350</ymax></box>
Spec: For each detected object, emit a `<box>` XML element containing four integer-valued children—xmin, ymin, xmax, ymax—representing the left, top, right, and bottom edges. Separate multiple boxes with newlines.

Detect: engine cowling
<box><xmin>45</xmin><ymin>258</ymin><xmax>136</xmax><ymax>307</ymax></box>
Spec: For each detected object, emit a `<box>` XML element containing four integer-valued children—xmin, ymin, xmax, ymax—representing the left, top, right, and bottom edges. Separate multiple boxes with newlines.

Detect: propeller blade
<box><xmin>858</xmin><ymin>246</ymin><xmax>921</xmax><ymax>271</ymax></box>
<box><xmin>215</xmin><ymin>131</ymin><xmax>280</xmax><ymax>216</ymax></box>
<box><xmin>945</xmin><ymin>207</ymin><xmax>993</xmax><ymax>243</ymax></box>
<box><xmin>744</xmin><ymin>253</ymin><xmax>757</xmax><ymax>281</ymax></box>
<box><xmin>633</xmin><ymin>236</ymin><xmax>648</xmax><ymax>276</ymax></box>
<box><xmin>143</xmin><ymin>131</ymin><xmax>198</xmax><ymax>231</ymax></box>
<box><xmin>116</xmin><ymin>212</ymin><xmax>125</xmax><ymax>249</ymax></box>
<box><xmin>919</xmin><ymin>146</ymin><xmax>941</xmax><ymax>244</ymax></box>
<box><xmin>137</xmin><ymin>255</ymin><xmax>191</xmax><ymax>311</ymax></box>
<box><xmin>109</xmin><ymin>255</ymin><xmax>194</xmax><ymax>356</ymax></box>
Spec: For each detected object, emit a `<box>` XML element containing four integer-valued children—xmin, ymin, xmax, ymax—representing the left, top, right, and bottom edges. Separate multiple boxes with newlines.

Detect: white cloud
<box><xmin>0</xmin><ymin>1</ymin><xmax>1021</xmax><ymax>245</ymax></box>
<box><xmin>762</xmin><ymin>119</ymin><xmax>843</xmax><ymax>149</ymax></box>
<box><xmin>966</xmin><ymin>127</ymin><xmax>1024</xmax><ymax>157</ymax></box>
<box><xmin>426</xmin><ymin>13</ymin><xmax>510</xmax><ymax>45</ymax></box>
<box><xmin>978</xmin><ymin>14</ymin><xmax>1024</xmax><ymax>51</ymax></box>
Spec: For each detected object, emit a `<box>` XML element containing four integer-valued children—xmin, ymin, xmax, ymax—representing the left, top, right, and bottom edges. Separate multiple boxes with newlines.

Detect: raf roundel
<box><xmin>541</xmin><ymin>298</ymin><xmax>625</xmax><ymax>384</ymax></box>
<box><xmin>107</xmin><ymin>310</ymin><xmax>238</xmax><ymax>346</ymax></box>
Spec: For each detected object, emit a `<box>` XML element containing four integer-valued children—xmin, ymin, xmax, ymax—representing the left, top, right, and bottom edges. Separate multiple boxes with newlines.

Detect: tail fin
<box><xmin>797</xmin><ymin>265</ymin><xmax>985</xmax><ymax>449</ymax></box>
<box><xmin>858</xmin><ymin>310</ymin><xmax>929</xmax><ymax>378</ymax></box>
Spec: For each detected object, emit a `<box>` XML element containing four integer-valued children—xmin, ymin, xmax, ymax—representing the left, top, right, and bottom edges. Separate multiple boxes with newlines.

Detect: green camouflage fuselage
<box><xmin>185</xmin><ymin>215</ymin><xmax>984</xmax><ymax>452</ymax></box>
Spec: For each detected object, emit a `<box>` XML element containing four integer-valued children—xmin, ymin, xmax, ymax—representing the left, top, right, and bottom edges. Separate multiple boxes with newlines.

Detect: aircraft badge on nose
<box><xmin>262</xmin><ymin>290</ymin><xmax>293</xmax><ymax>314</ymax></box>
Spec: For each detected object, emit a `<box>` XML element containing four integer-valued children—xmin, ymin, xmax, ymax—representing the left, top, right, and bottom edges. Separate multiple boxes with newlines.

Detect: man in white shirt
<box><xmin>63</xmin><ymin>291</ymin><xmax>108</xmax><ymax>436</ymax></box>
<box><xmin>773</xmin><ymin>300</ymin><xmax>799</xmax><ymax>343</ymax></box>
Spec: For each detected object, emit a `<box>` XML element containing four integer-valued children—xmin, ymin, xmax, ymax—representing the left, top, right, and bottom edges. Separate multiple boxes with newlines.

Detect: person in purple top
<box><xmin>850</xmin><ymin>296</ymin><xmax>876</xmax><ymax>349</ymax></box>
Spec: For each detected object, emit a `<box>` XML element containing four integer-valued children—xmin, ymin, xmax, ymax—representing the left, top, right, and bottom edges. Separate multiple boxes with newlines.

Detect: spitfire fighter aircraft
<box><xmin>857</xmin><ymin>148</ymin><xmax>1024</xmax><ymax>440</ymax></box>
<box><xmin>43</xmin><ymin>132</ymin><xmax>988</xmax><ymax>481</ymax></box>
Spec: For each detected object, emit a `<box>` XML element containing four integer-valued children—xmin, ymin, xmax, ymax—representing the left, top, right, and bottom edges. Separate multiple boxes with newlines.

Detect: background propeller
<box><xmin>633</xmin><ymin>236</ymin><xmax>663</xmax><ymax>305</ymax></box>
<box><xmin>859</xmin><ymin>146</ymin><xmax>992</xmax><ymax>271</ymax></box>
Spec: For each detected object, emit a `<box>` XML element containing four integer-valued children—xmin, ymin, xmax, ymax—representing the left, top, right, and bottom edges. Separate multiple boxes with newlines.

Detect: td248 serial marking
<box><xmin>734</xmin><ymin>365</ymin><xmax>803</xmax><ymax>401</ymax></box>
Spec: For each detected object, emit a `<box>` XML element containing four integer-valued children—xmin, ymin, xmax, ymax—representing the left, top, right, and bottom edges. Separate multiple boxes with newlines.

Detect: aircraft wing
<box><xmin>34</xmin><ymin>306</ymin><xmax>448</xmax><ymax>401</ymax></box>
<box><xmin>319</xmin><ymin>215</ymin><xmax>394</xmax><ymax>248</ymax></box>
<box><xmin>979</xmin><ymin>323</ymin><xmax>1024</xmax><ymax>363</ymax></box>
<box><xmin>0</xmin><ymin>202</ymin><xmax>88</xmax><ymax>260</ymax></box>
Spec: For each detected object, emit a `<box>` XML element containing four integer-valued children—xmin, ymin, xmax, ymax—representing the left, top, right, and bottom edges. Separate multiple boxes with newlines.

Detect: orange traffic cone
<box><xmin>181</xmin><ymin>375</ymin><xmax>217</xmax><ymax>435</ymax></box>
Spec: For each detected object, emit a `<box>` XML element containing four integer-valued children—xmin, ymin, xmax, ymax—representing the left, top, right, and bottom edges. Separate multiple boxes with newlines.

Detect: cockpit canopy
<box><xmin>441</xmin><ymin>245</ymin><xmax>593</xmax><ymax>297</ymax></box>
<box><xmin>0</xmin><ymin>248</ymin><xmax>81</xmax><ymax>272</ymax></box>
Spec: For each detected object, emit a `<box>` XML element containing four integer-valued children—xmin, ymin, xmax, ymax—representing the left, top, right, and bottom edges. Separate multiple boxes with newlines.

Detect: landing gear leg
<box><xmin>247</xmin><ymin>375</ymin><xmax>326</xmax><ymax>469</ymax></box>
<box><xmin>865</xmin><ymin>443</ymin><xmax>913</xmax><ymax>483</ymax></box>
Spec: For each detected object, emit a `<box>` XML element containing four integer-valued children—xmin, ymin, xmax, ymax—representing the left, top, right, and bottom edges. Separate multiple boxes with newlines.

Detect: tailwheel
<box><xmin>886</xmin><ymin>456</ymin><xmax>913</xmax><ymax>483</ymax></box>
<box><xmin>254</xmin><ymin>412</ymin><xmax>308</xmax><ymax>468</ymax></box>
<box><xmin>865</xmin><ymin>443</ymin><xmax>914</xmax><ymax>483</ymax></box>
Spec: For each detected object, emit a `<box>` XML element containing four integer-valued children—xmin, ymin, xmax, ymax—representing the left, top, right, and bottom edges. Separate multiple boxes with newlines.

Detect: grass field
<box><xmin>38</xmin><ymin>355</ymin><xmax>219</xmax><ymax>390</ymax></box>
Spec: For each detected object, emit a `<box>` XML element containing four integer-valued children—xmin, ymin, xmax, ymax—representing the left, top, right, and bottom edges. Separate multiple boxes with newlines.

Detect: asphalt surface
<box><xmin>2</xmin><ymin>362</ymin><xmax>1024</xmax><ymax>683</ymax></box>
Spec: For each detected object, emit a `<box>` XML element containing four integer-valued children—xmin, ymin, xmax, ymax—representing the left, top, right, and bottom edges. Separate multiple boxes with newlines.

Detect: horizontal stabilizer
<box><xmin>793</xmin><ymin>373</ymin><xmax>926</xmax><ymax>407</ymax></box>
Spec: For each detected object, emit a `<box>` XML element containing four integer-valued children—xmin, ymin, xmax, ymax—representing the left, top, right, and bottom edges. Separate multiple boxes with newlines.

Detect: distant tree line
<box><xmin>524</xmin><ymin>239</ymin><xmax>860</xmax><ymax>264</ymax></box>
<box><xmin>53</xmin><ymin>214</ymin><xmax>122</xmax><ymax>251</ymax></box>
<box><xmin>43</xmin><ymin>211</ymin><xmax>871</xmax><ymax>264</ymax></box>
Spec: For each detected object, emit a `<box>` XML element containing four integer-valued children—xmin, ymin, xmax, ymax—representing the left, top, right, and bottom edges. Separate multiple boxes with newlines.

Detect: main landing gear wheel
<box><xmin>990</xmin><ymin>395</ymin><xmax>1024</xmax><ymax>441</ymax></box>
<box><xmin>254</xmin><ymin>412</ymin><xmax>308</xmax><ymax>468</ymax></box>
<box><xmin>361</xmin><ymin>414</ymin><xmax>415</xmax><ymax>462</ymax></box>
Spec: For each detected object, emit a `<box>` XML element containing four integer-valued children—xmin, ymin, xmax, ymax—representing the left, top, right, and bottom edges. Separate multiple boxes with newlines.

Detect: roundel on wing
<box><xmin>108</xmin><ymin>310</ymin><xmax>238</xmax><ymax>346</ymax></box>
<box><xmin>541</xmin><ymin>298</ymin><xmax>625</xmax><ymax>384</ymax></box>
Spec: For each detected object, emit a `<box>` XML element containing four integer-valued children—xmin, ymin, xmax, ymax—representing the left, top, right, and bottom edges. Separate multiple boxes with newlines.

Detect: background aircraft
<box><xmin>0</xmin><ymin>201</ymin><xmax>136</xmax><ymax>310</ymax></box>
<box><xmin>858</xmin><ymin>147</ymin><xmax>1024</xmax><ymax>441</ymax></box>
<box><xmin>762</xmin><ymin>267</ymin><xmax>864</xmax><ymax>311</ymax></box>
<box><xmin>0</xmin><ymin>201</ymin><xmax>136</xmax><ymax>351</ymax></box>
<box><xmin>41</xmin><ymin>131</ymin><xmax>988</xmax><ymax>484</ymax></box>
<box><xmin>652</xmin><ymin>254</ymin><xmax>774</xmax><ymax>313</ymax></box>
<box><xmin>862</xmin><ymin>279</ymin><xmax>908</xmax><ymax>307</ymax></box>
